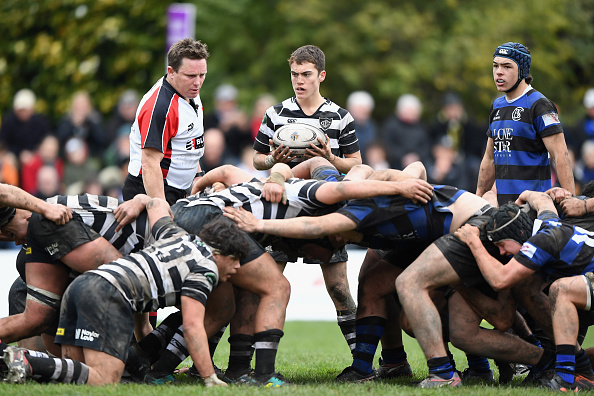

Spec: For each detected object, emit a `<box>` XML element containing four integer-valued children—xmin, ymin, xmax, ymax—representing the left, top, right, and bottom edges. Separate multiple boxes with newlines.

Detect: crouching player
<box><xmin>2</xmin><ymin>198</ymin><xmax>249</xmax><ymax>387</ymax></box>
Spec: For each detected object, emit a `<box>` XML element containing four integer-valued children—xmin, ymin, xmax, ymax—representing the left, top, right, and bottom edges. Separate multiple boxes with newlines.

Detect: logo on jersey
<box><xmin>206</xmin><ymin>273</ymin><xmax>217</xmax><ymax>286</ymax></box>
<box><xmin>512</xmin><ymin>107</ymin><xmax>524</xmax><ymax>121</ymax></box>
<box><xmin>186</xmin><ymin>123</ymin><xmax>194</xmax><ymax>132</ymax></box>
<box><xmin>319</xmin><ymin>117</ymin><xmax>332</xmax><ymax>130</ymax></box>
<box><xmin>493</xmin><ymin>128</ymin><xmax>513</xmax><ymax>154</ymax></box>
<box><xmin>542</xmin><ymin>112</ymin><xmax>560</xmax><ymax>127</ymax></box>
<box><xmin>25</xmin><ymin>247</ymin><xmax>32</xmax><ymax>255</ymax></box>
<box><xmin>287</xmin><ymin>119</ymin><xmax>297</xmax><ymax>123</ymax></box>
<box><xmin>493</xmin><ymin>110</ymin><xmax>501</xmax><ymax>121</ymax></box>
<box><xmin>75</xmin><ymin>328</ymin><xmax>100</xmax><ymax>342</ymax></box>
<box><xmin>45</xmin><ymin>242</ymin><xmax>59</xmax><ymax>256</ymax></box>
<box><xmin>520</xmin><ymin>242</ymin><xmax>536</xmax><ymax>258</ymax></box>
<box><xmin>56</xmin><ymin>328</ymin><xmax>65</xmax><ymax>336</ymax></box>
<box><xmin>186</xmin><ymin>136</ymin><xmax>204</xmax><ymax>150</ymax></box>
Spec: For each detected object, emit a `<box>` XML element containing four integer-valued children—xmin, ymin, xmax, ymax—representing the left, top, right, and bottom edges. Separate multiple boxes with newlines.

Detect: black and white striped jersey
<box><xmin>88</xmin><ymin>218</ymin><xmax>219</xmax><ymax>312</ymax></box>
<box><xmin>47</xmin><ymin>194</ymin><xmax>152</xmax><ymax>254</ymax></box>
<box><xmin>253</xmin><ymin>97</ymin><xmax>360</xmax><ymax>166</ymax></box>
<box><xmin>177</xmin><ymin>178</ymin><xmax>339</xmax><ymax>220</ymax></box>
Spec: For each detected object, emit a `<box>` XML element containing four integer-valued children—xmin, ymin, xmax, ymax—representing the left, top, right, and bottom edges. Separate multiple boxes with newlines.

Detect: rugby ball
<box><xmin>272</xmin><ymin>123</ymin><xmax>327</xmax><ymax>158</ymax></box>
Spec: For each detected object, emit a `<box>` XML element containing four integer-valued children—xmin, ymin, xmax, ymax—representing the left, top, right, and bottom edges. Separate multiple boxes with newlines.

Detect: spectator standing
<box><xmin>104</xmin><ymin>89</ymin><xmax>139</xmax><ymax>143</ymax></box>
<box><xmin>346</xmin><ymin>91</ymin><xmax>378</xmax><ymax>159</ymax></box>
<box><xmin>20</xmin><ymin>135</ymin><xmax>63</xmax><ymax>194</ymax></box>
<box><xmin>0</xmin><ymin>89</ymin><xmax>51</xmax><ymax>162</ymax></box>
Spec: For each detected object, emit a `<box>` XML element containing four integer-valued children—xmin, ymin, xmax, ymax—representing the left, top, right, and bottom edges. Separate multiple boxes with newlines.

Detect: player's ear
<box><xmin>318</xmin><ymin>70</ymin><xmax>326</xmax><ymax>83</ymax></box>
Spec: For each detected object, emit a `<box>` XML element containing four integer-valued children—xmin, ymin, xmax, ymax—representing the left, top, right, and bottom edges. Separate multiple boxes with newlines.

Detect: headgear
<box><xmin>493</xmin><ymin>42</ymin><xmax>531</xmax><ymax>91</ymax></box>
<box><xmin>0</xmin><ymin>206</ymin><xmax>16</xmax><ymax>229</ymax></box>
<box><xmin>485</xmin><ymin>203</ymin><xmax>533</xmax><ymax>245</ymax></box>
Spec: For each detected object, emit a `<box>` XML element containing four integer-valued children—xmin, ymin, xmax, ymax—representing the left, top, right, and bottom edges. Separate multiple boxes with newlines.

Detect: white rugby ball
<box><xmin>272</xmin><ymin>123</ymin><xmax>327</xmax><ymax>158</ymax></box>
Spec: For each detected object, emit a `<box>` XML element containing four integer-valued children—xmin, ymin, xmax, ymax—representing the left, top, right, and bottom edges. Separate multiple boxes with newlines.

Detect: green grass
<box><xmin>2</xmin><ymin>321</ymin><xmax>593</xmax><ymax>395</ymax></box>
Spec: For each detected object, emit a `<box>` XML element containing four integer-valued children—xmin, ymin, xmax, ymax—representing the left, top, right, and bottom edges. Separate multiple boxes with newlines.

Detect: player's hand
<box><xmin>211</xmin><ymin>182</ymin><xmax>226</xmax><ymax>193</ymax></box>
<box><xmin>43</xmin><ymin>203</ymin><xmax>73</xmax><ymax>225</ymax></box>
<box><xmin>114</xmin><ymin>195</ymin><xmax>149</xmax><ymax>232</ymax></box>
<box><xmin>545</xmin><ymin>186</ymin><xmax>572</xmax><ymax>204</ymax></box>
<box><xmin>559</xmin><ymin>197</ymin><xmax>588</xmax><ymax>217</ymax></box>
<box><xmin>204</xmin><ymin>373</ymin><xmax>227</xmax><ymax>388</ymax></box>
<box><xmin>454</xmin><ymin>224</ymin><xmax>480</xmax><ymax>245</ymax></box>
<box><xmin>269</xmin><ymin>139</ymin><xmax>297</xmax><ymax>164</ymax></box>
<box><xmin>262</xmin><ymin>180</ymin><xmax>287</xmax><ymax>204</ymax></box>
<box><xmin>304</xmin><ymin>134</ymin><xmax>331</xmax><ymax>160</ymax></box>
<box><xmin>222</xmin><ymin>207</ymin><xmax>260</xmax><ymax>233</ymax></box>
<box><xmin>394</xmin><ymin>179</ymin><xmax>433</xmax><ymax>204</ymax></box>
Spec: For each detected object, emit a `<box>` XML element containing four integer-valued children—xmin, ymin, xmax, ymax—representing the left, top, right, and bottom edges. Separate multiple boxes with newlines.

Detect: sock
<box><xmin>428</xmin><ymin>356</ymin><xmax>454</xmax><ymax>380</ymax></box>
<box><xmin>534</xmin><ymin>348</ymin><xmax>556</xmax><ymax>375</ymax></box>
<box><xmin>254</xmin><ymin>329</ymin><xmax>283</xmax><ymax>376</ymax></box>
<box><xmin>209</xmin><ymin>325</ymin><xmax>227</xmax><ymax>358</ymax></box>
<box><xmin>466</xmin><ymin>354</ymin><xmax>492</xmax><ymax>373</ymax></box>
<box><xmin>28</xmin><ymin>355</ymin><xmax>89</xmax><ymax>384</ymax></box>
<box><xmin>138</xmin><ymin>311</ymin><xmax>183</xmax><ymax>362</ymax></box>
<box><xmin>149</xmin><ymin>311</ymin><xmax>158</xmax><ymax>329</ymax></box>
<box><xmin>447</xmin><ymin>348</ymin><xmax>457</xmax><ymax>372</ymax></box>
<box><xmin>555</xmin><ymin>344</ymin><xmax>576</xmax><ymax>384</ymax></box>
<box><xmin>150</xmin><ymin>325</ymin><xmax>188</xmax><ymax>374</ymax></box>
<box><xmin>227</xmin><ymin>334</ymin><xmax>254</xmax><ymax>374</ymax></box>
<box><xmin>575</xmin><ymin>349</ymin><xmax>594</xmax><ymax>375</ymax></box>
<box><xmin>337</xmin><ymin>309</ymin><xmax>356</xmax><ymax>354</ymax></box>
<box><xmin>524</xmin><ymin>333</ymin><xmax>543</xmax><ymax>349</ymax></box>
<box><xmin>352</xmin><ymin>316</ymin><xmax>386</xmax><ymax>375</ymax></box>
<box><xmin>381</xmin><ymin>346</ymin><xmax>407</xmax><ymax>365</ymax></box>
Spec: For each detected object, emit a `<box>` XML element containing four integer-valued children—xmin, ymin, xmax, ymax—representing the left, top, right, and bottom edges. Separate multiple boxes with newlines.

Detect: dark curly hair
<box><xmin>198</xmin><ymin>217</ymin><xmax>249</xmax><ymax>260</ymax></box>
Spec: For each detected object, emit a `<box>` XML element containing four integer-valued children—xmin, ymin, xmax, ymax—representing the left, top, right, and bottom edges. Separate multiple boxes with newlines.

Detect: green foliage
<box><xmin>0</xmin><ymin>0</ymin><xmax>593</xmax><ymax>126</ymax></box>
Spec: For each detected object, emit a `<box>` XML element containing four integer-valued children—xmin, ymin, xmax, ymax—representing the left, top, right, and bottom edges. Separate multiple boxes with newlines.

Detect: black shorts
<box><xmin>433</xmin><ymin>213</ymin><xmax>507</xmax><ymax>293</ymax></box>
<box><xmin>372</xmin><ymin>241</ymin><xmax>431</xmax><ymax>270</ymax></box>
<box><xmin>269</xmin><ymin>244</ymin><xmax>348</xmax><ymax>264</ymax></box>
<box><xmin>171</xmin><ymin>202</ymin><xmax>266</xmax><ymax>265</ymax></box>
<box><xmin>8</xmin><ymin>276</ymin><xmax>26</xmax><ymax>316</ymax></box>
<box><xmin>55</xmin><ymin>273</ymin><xmax>134</xmax><ymax>362</ymax></box>
<box><xmin>26</xmin><ymin>213</ymin><xmax>101</xmax><ymax>264</ymax></box>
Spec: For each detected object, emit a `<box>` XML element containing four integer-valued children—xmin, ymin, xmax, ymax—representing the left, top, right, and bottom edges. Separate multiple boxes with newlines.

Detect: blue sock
<box><xmin>381</xmin><ymin>347</ymin><xmax>407</xmax><ymax>365</ymax></box>
<box><xmin>556</xmin><ymin>344</ymin><xmax>576</xmax><ymax>384</ymax></box>
<box><xmin>428</xmin><ymin>356</ymin><xmax>454</xmax><ymax>380</ymax></box>
<box><xmin>352</xmin><ymin>316</ymin><xmax>386</xmax><ymax>374</ymax></box>
<box><xmin>576</xmin><ymin>349</ymin><xmax>594</xmax><ymax>375</ymax></box>
<box><xmin>466</xmin><ymin>354</ymin><xmax>491</xmax><ymax>373</ymax></box>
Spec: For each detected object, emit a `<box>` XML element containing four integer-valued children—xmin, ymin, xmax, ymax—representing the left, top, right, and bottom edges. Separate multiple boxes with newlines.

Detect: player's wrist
<box><xmin>265</xmin><ymin>154</ymin><xmax>277</xmax><ymax>168</ymax></box>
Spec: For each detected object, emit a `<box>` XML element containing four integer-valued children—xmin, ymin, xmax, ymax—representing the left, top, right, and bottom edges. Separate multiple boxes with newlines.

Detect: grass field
<box><xmin>1</xmin><ymin>321</ymin><xmax>593</xmax><ymax>395</ymax></box>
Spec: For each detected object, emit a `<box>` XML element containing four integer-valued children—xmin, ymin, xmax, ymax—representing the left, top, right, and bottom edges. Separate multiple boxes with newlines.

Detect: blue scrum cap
<box><xmin>493</xmin><ymin>42</ymin><xmax>531</xmax><ymax>81</ymax></box>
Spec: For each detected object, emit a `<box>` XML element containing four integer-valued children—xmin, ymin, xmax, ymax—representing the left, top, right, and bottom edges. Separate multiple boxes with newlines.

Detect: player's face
<box><xmin>214</xmin><ymin>253</ymin><xmax>241</xmax><ymax>281</ymax></box>
<box><xmin>167</xmin><ymin>58</ymin><xmax>207</xmax><ymax>100</ymax></box>
<box><xmin>0</xmin><ymin>212</ymin><xmax>28</xmax><ymax>246</ymax></box>
<box><xmin>494</xmin><ymin>239</ymin><xmax>522</xmax><ymax>256</ymax></box>
<box><xmin>492</xmin><ymin>57</ymin><xmax>519</xmax><ymax>92</ymax></box>
<box><xmin>290</xmin><ymin>62</ymin><xmax>325</xmax><ymax>101</ymax></box>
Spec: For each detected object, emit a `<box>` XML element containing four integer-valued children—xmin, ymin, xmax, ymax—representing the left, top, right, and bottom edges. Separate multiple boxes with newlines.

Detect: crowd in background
<box><xmin>1</xmin><ymin>84</ymin><xmax>594</xmax><ymax>245</ymax></box>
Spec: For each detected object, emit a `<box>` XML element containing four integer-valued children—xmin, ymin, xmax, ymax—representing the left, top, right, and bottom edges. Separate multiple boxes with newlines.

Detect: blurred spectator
<box><xmin>62</xmin><ymin>137</ymin><xmax>100</xmax><ymax>192</ymax></box>
<box><xmin>104</xmin><ymin>89</ymin><xmax>139</xmax><ymax>143</ymax></box>
<box><xmin>236</xmin><ymin>145</ymin><xmax>269</xmax><ymax>179</ymax></box>
<box><xmin>427</xmin><ymin>137</ymin><xmax>471</xmax><ymax>191</ymax></box>
<box><xmin>35</xmin><ymin>165</ymin><xmax>62</xmax><ymax>200</ymax></box>
<box><xmin>98</xmin><ymin>166</ymin><xmax>125</xmax><ymax>199</ymax></box>
<box><xmin>250</xmin><ymin>93</ymin><xmax>277</xmax><ymax>141</ymax></box>
<box><xmin>0</xmin><ymin>144</ymin><xmax>19</xmax><ymax>187</ymax></box>
<box><xmin>381</xmin><ymin>93</ymin><xmax>431</xmax><ymax>169</ymax></box>
<box><xmin>57</xmin><ymin>90</ymin><xmax>107</xmax><ymax>166</ymax></box>
<box><xmin>20</xmin><ymin>135</ymin><xmax>64</xmax><ymax>194</ymax></box>
<box><xmin>204</xmin><ymin>83</ymin><xmax>251</xmax><ymax>160</ymax></box>
<box><xmin>569</xmin><ymin>88</ymin><xmax>594</xmax><ymax>155</ymax></box>
<box><xmin>200</xmin><ymin>128</ymin><xmax>234</xmax><ymax>173</ymax></box>
<box><xmin>364</xmin><ymin>141</ymin><xmax>389</xmax><ymax>171</ymax></box>
<box><xmin>0</xmin><ymin>89</ymin><xmax>51</xmax><ymax>162</ymax></box>
<box><xmin>103</xmin><ymin>128</ymin><xmax>131</xmax><ymax>169</ymax></box>
<box><xmin>574</xmin><ymin>140</ymin><xmax>594</xmax><ymax>186</ymax></box>
<box><xmin>346</xmin><ymin>91</ymin><xmax>378</xmax><ymax>159</ymax></box>
<box><xmin>429</xmin><ymin>92</ymin><xmax>485</xmax><ymax>191</ymax></box>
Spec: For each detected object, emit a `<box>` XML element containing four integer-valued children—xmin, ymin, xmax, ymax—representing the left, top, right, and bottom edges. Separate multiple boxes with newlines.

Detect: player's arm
<box><xmin>455</xmin><ymin>224</ymin><xmax>535</xmax><ymax>291</ymax></box>
<box><xmin>140</xmin><ymin>147</ymin><xmax>166</xmax><ymax>201</ymax></box>
<box><xmin>314</xmin><ymin>179</ymin><xmax>433</xmax><ymax>205</ymax></box>
<box><xmin>223</xmin><ymin>207</ymin><xmax>356</xmax><ymax>239</ymax></box>
<box><xmin>146</xmin><ymin>198</ymin><xmax>173</xmax><ymax>228</ymax></box>
<box><xmin>543</xmin><ymin>133</ymin><xmax>575</xmax><ymax>195</ymax></box>
<box><xmin>191</xmin><ymin>164</ymin><xmax>256</xmax><ymax>195</ymax></box>
<box><xmin>181</xmin><ymin>296</ymin><xmax>226</xmax><ymax>387</ymax></box>
<box><xmin>476</xmin><ymin>137</ymin><xmax>495</xmax><ymax>197</ymax></box>
<box><xmin>515</xmin><ymin>190</ymin><xmax>557</xmax><ymax>216</ymax></box>
<box><xmin>253</xmin><ymin>139</ymin><xmax>297</xmax><ymax>171</ymax></box>
<box><xmin>0</xmin><ymin>184</ymin><xmax>72</xmax><ymax>225</ymax></box>
<box><xmin>560</xmin><ymin>196</ymin><xmax>592</xmax><ymax>217</ymax></box>
<box><xmin>114</xmin><ymin>194</ymin><xmax>151</xmax><ymax>232</ymax></box>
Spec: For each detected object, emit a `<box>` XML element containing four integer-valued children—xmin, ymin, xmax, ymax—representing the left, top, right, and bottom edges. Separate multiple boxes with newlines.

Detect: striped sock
<box><xmin>352</xmin><ymin>316</ymin><xmax>386</xmax><ymax>374</ymax></box>
<box><xmin>428</xmin><ymin>356</ymin><xmax>454</xmax><ymax>379</ymax></box>
<box><xmin>556</xmin><ymin>344</ymin><xmax>576</xmax><ymax>384</ymax></box>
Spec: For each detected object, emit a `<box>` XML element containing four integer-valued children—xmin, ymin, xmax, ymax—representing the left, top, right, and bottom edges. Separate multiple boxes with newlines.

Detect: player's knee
<box><xmin>449</xmin><ymin>325</ymin><xmax>475</xmax><ymax>351</ymax></box>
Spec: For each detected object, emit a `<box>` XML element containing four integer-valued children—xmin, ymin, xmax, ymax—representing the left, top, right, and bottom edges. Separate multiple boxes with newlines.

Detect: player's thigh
<box><xmin>398</xmin><ymin>244</ymin><xmax>460</xmax><ymax>291</ymax></box>
<box><xmin>230</xmin><ymin>253</ymin><xmax>287</xmax><ymax>296</ymax></box>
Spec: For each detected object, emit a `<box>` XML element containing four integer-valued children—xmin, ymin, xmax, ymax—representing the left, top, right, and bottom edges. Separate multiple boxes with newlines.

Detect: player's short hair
<box><xmin>485</xmin><ymin>203</ymin><xmax>533</xmax><ymax>245</ymax></box>
<box><xmin>582</xmin><ymin>181</ymin><xmax>594</xmax><ymax>198</ymax></box>
<box><xmin>0</xmin><ymin>206</ymin><xmax>16</xmax><ymax>228</ymax></box>
<box><xmin>288</xmin><ymin>45</ymin><xmax>325</xmax><ymax>73</ymax></box>
<box><xmin>199</xmin><ymin>217</ymin><xmax>249</xmax><ymax>260</ymax></box>
<box><xmin>167</xmin><ymin>38</ymin><xmax>209</xmax><ymax>72</ymax></box>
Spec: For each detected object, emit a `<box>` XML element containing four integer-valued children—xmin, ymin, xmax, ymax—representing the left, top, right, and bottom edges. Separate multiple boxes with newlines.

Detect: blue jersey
<box><xmin>336</xmin><ymin>184</ymin><xmax>465</xmax><ymax>249</ymax></box>
<box><xmin>515</xmin><ymin>211</ymin><xmax>594</xmax><ymax>281</ymax></box>
<box><xmin>487</xmin><ymin>87</ymin><xmax>563</xmax><ymax>206</ymax></box>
